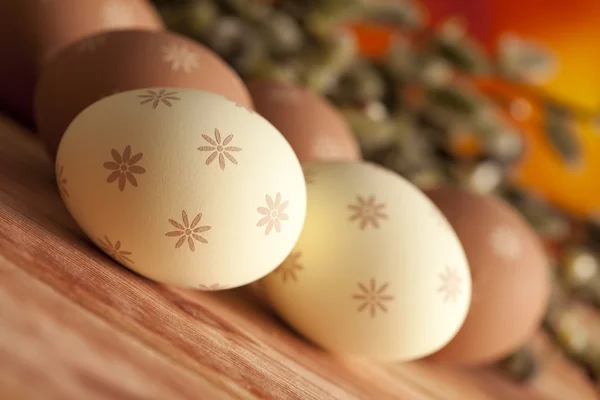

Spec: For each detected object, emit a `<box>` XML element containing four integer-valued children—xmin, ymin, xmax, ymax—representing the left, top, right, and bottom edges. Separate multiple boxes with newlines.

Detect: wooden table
<box><xmin>0</xmin><ymin>115</ymin><xmax>598</xmax><ymax>399</ymax></box>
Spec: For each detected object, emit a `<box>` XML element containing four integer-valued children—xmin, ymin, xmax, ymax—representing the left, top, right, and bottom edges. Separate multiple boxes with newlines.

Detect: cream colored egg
<box><xmin>261</xmin><ymin>162</ymin><xmax>471</xmax><ymax>361</ymax></box>
<box><xmin>56</xmin><ymin>88</ymin><xmax>306</xmax><ymax>290</ymax></box>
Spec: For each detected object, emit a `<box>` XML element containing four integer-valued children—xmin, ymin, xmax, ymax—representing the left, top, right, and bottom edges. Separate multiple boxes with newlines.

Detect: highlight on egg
<box><xmin>56</xmin><ymin>88</ymin><xmax>306</xmax><ymax>290</ymax></box>
<box><xmin>247</xmin><ymin>80</ymin><xmax>361</xmax><ymax>163</ymax></box>
<box><xmin>36</xmin><ymin>29</ymin><xmax>253</xmax><ymax>159</ymax></box>
<box><xmin>261</xmin><ymin>161</ymin><xmax>471</xmax><ymax>361</ymax></box>
<box><xmin>425</xmin><ymin>187</ymin><xmax>551</xmax><ymax>365</ymax></box>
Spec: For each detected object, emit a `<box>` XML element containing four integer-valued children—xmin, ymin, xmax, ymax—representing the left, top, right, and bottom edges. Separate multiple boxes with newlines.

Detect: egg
<box><xmin>247</xmin><ymin>81</ymin><xmax>361</xmax><ymax>162</ymax></box>
<box><xmin>425</xmin><ymin>187</ymin><xmax>550</xmax><ymax>365</ymax></box>
<box><xmin>0</xmin><ymin>0</ymin><xmax>163</xmax><ymax>123</ymax></box>
<box><xmin>261</xmin><ymin>162</ymin><xmax>471</xmax><ymax>361</ymax></box>
<box><xmin>56</xmin><ymin>88</ymin><xmax>306</xmax><ymax>290</ymax></box>
<box><xmin>36</xmin><ymin>30</ymin><xmax>253</xmax><ymax>159</ymax></box>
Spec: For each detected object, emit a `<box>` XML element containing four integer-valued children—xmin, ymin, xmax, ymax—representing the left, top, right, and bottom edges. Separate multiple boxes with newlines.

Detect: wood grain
<box><xmin>0</xmin><ymin>115</ymin><xmax>598</xmax><ymax>400</ymax></box>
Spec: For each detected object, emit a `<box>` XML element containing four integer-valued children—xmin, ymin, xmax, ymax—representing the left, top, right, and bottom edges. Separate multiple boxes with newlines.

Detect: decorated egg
<box><xmin>426</xmin><ymin>187</ymin><xmax>550</xmax><ymax>365</ymax></box>
<box><xmin>261</xmin><ymin>162</ymin><xmax>471</xmax><ymax>361</ymax></box>
<box><xmin>0</xmin><ymin>0</ymin><xmax>163</xmax><ymax>123</ymax></box>
<box><xmin>247</xmin><ymin>81</ymin><xmax>361</xmax><ymax>162</ymax></box>
<box><xmin>56</xmin><ymin>88</ymin><xmax>306</xmax><ymax>290</ymax></box>
<box><xmin>36</xmin><ymin>29</ymin><xmax>253</xmax><ymax>159</ymax></box>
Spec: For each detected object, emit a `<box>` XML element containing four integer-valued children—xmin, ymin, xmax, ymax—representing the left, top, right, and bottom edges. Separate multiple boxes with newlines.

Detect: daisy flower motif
<box><xmin>166</xmin><ymin>210</ymin><xmax>211</xmax><ymax>252</ymax></box>
<box><xmin>56</xmin><ymin>164</ymin><xmax>69</xmax><ymax>198</ymax></box>
<box><xmin>438</xmin><ymin>266</ymin><xmax>463</xmax><ymax>303</ymax></box>
<box><xmin>97</xmin><ymin>236</ymin><xmax>134</xmax><ymax>264</ymax></box>
<box><xmin>103</xmin><ymin>145</ymin><xmax>146</xmax><ymax>191</ymax></box>
<box><xmin>198</xmin><ymin>283</ymin><xmax>227</xmax><ymax>291</ymax></box>
<box><xmin>76</xmin><ymin>35</ymin><xmax>107</xmax><ymax>54</ymax></box>
<box><xmin>257</xmin><ymin>193</ymin><xmax>289</xmax><ymax>236</ymax></box>
<box><xmin>162</xmin><ymin>43</ymin><xmax>199</xmax><ymax>73</ymax></box>
<box><xmin>352</xmin><ymin>278</ymin><xmax>394</xmax><ymax>318</ymax></box>
<box><xmin>138</xmin><ymin>89</ymin><xmax>180</xmax><ymax>109</ymax></box>
<box><xmin>276</xmin><ymin>252</ymin><xmax>303</xmax><ymax>283</ymax></box>
<box><xmin>490</xmin><ymin>226</ymin><xmax>523</xmax><ymax>262</ymax></box>
<box><xmin>348</xmin><ymin>195</ymin><xmax>388</xmax><ymax>230</ymax></box>
<box><xmin>198</xmin><ymin>129</ymin><xmax>241</xmax><ymax>171</ymax></box>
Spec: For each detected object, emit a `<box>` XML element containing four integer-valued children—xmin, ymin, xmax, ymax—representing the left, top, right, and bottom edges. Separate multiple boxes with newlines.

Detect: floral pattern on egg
<box><xmin>198</xmin><ymin>129</ymin><xmax>242</xmax><ymax>171</ymax></box>
<box><xmin>76</xmin><ymin>34</ymin><xmax>108</xmax><ymax>54</ymax></box>
<box><xmin>161</xmin><ymin>43</ymin><xmax>199</xmax><ymax>73</ymax></box>
<box><xmin>103</xmin><ymin>145</ymin><xmax>146</xmax><ymax>191</ymax></box>
<box><xmin>36</xmin><ymin>31</ymin><xmax>253</xmax><ymax>161</ymax></box>
<box><xmin>257</xmin><ymin>193</ymin><xmax>289</xmax><ymax>235</ymax></box>
<box><xmin>348</xmin><ymin>195</ymin><xmax>388</xmax><ymax>230</ymax></box>
<box><xmin>425</xmin><ymin>187</ymin><xmax>547</xmax><ymax>364</ymax></box>
<box><xmin>438</xmin><ymin>265</ymin><xmax>463</xmax><ymax>303</ymax></box>
<box><xmin>261</xmin><ymin>162</ymin><xmax>470</xmax><ymax>360</ymax></box>
<box><xmin>138</xmin><ymin>89</ymin><xmax>180</xmax><ymax>109</ymax></box>
<box><xmin>166</xmin><ymin>210</ymin><xmax>211</xmax><ymax>252</ymax></box>
<box><xmin>276</xmin><ymin>251</ymin><xmax>303</xmax><ymax>283</ymax></box>
<box><xmin>57</xmin><ymin>88</ymin><xmax>305</xmax><ymax>289</ymax></box>
<box><xmin>352</xmin><ymin>278</ymin><xmax>395</xmax><ymax>318</ymax></box>
<box><xmin>489</xmin><ymin>225</ymin><xmax>523</xmax><ymax>262</ymax></box>
<box><xmin>97</xmin><ymin>236</ymin><xmax>134</xmax><ymax>264</ymax></box>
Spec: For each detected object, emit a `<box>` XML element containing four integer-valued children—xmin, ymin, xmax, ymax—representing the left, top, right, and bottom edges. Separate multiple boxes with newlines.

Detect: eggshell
<box><xmin>425</xmin><ymin>187</ymin><xmax>550</xmax><ymax>365</ymax></box>
<box><xmin>0</xmin><ymin>0</ymin><xmax>163</xmax><ymax>123</ymax></box>
<box><xmin>261</xmin><ymin>162</ymin><xmax>471</xmax><ymax>361</ymax></box>
<box><xmin>56</xmin><ymin>88</ymin><xmax>306</xmax><ymax>290</ymax></box>
<box><xmin>247</xmin><ymin>81</ymin><xmax>361</xmax><ymax>162</ymax></box>
<box><xmin>36</xmin><ymin>30</ymin><xmax>253</xmax><ymax>159</ymax></box>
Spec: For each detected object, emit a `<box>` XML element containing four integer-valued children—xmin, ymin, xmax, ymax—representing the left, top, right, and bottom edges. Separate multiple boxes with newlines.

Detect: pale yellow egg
<box><xmin>261</xmin><ymin>161</ymin><xmax>471</xmax><ymax>360</ymax></box>
<box><xmin>56</xmin><ymin>88</ymin><xmax>306</xmax><ymax>290</ymax></box>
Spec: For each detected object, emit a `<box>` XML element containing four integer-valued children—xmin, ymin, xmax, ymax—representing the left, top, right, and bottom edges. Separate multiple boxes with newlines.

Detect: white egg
<box><xmin>261</xmin><ymin>161</ymin><xmax>471</xmax><ymax>361</ymax></box>
<box><xmin>56</xmin><ymin>88</ymin><xmax>307</xmax><ymax>290</ymax></box>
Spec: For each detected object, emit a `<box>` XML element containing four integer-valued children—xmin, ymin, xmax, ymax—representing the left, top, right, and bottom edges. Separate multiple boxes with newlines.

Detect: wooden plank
<box><xmin>0</xmin><ymin>114</ymin><xmax>598</xmax><ymax>399</ymax></box>
<box><xmin>0</xmin><ymin>254</ymin><xmax>233</xmax><ymax>400</ymax></box>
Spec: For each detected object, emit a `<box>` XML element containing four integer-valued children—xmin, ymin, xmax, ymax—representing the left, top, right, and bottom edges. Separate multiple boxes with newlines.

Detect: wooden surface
<box><xmin>0</xmin><ymin>115</ymin><xmax>598</xmax><ymax>400</ymax></box>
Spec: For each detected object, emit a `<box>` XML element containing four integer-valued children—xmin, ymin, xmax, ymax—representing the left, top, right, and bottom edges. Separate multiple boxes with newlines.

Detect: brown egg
<box><xmin>247</xmin><ymin>81</ymin><xmax>361</xmax><ymax>162</ymax></box>
<box><xmin>425</xmin><ymin>187</ymin><xmax>550</xmax><ymax>365</ymax></box>
<box><xmin>0</xmin><ymin>0</ymin><xmax>163</xmax><ymax>124</ymax></box>
<box><xmin>35</xmin><ymin>30</ymin><xmax>253</xmax><ymax>159</ymax></box>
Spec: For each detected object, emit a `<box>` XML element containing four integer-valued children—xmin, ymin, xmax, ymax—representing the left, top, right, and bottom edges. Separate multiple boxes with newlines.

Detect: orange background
<box><xmin>419</xmin><ymin>0</ymin><xmax>600</xmax><ymax>113</ymax></box>
<box><xmin>349</xmin><ymin>0</ymin><xmax>600</xmax><ymax>217</ymax></box>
